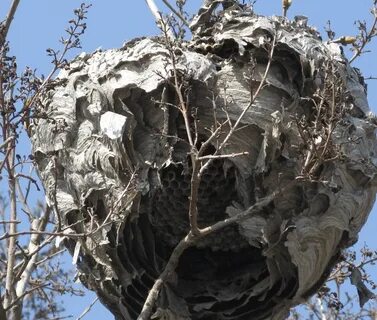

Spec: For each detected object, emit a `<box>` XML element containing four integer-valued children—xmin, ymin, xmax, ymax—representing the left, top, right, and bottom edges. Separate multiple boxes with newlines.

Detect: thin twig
<box><xmin>198</xmin><ymin>152</ymin><xmax>248</xmax><ymax>161</ymax></box>
<box><xmin>15</xmin><ymin>179</ymin><xmax>34</xmax><ymax>220</ymax></box>
<box><xmin>199</xmin><ymin>182</ymin><xmax>294</xmax><ymax>236</ymax></box>
<box><xmin>188</xmin><ymin>161</ymin><xmax>200</xmax><ymax>235</ymax></box>
<box><xmin>161</xmin><ymin>0</ymin><xmax>190</xmax><ymax>27</ymax></box>
<box><xmin>15</xmin><ymin>173</ymin><xmax>40</xmax><ymax>191</ymax></box>
<box><xmin>34</xmin><ymin>249</ymin><xmax>65</xmax><ymax>267</ymax></box>
<box><xmin>199</xmin><ymin>34</ymin><xmax>277</xmax><ymax>176</ymax></box>
<box><xmin>4</xmin><ymin>284</ymin><xmax>49</xmax><ymax>312</ymax></box>
<box><xmin>144</xmin><ymin>0</ymin><xmax>175</xmax><ymax>39</ymax></box>
<box><xmin>0</xmin><ymin>220</ymin><xmax>19</xmax><ymax>224</ymax></box>
<box><xmin>0</xmin><ymin>222</ymin><xmax>112</xmax><ymax>241</ymax></box>
<box><xmin>76</xmin><ymin>297</ymin><xmax>99</xmax><ymax>320</ymax></box>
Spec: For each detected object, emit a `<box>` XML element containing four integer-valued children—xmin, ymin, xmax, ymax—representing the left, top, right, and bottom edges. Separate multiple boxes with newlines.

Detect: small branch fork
<box><xmin>138</xmin><ymin>182</ymin><xmax>293</xmax><ymax>320</ymax></box>
<box><xmin>349</xmin><ymin>2</ymin><xmax>377</xmax><ymax>63</ymax></box>
<box><xmin>161</xmin><ymin>0</ymin><xmax>190</xmax><ymax>28</ymax></box>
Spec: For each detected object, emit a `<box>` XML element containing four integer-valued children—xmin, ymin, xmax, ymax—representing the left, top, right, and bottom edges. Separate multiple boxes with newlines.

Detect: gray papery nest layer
<box><xmin>31</xmin><ymin>8</ymin><xmax>377</xmax><ymax>320</ymax></box>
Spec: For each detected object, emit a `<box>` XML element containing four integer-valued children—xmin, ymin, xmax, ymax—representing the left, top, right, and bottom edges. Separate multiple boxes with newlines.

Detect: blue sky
<box><xmin>2</xmin><ymin>0</ymin><xmax>377</xmax><ymax>318</ymax></box>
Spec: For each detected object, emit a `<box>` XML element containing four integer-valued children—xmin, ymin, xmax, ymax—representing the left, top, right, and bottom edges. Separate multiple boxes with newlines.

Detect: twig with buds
<box><xmin>282</xmin><ymin>0</ymin><xmax>292</xmax><ymax>18</ymax></box>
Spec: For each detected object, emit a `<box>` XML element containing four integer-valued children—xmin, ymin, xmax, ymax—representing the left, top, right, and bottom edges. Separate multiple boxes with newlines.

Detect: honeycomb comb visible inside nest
<box><xmin>151</xmin><ymin>159</ymin><xmax>249</xmax><ymax>251</ymax></box>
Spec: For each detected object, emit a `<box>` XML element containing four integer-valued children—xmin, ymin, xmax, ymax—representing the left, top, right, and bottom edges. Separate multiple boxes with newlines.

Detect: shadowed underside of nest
<box><xmin>31</xmin><ymin>4</ymin><xmax>377</xmax><ymax>320</ymax></box>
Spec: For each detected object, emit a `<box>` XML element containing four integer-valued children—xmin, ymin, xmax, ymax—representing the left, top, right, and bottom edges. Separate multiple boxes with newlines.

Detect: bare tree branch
<box><xmin>349</xmin><ymin>6</ymin><xmax>377</xmax><ymax>63</ymax></box>
<box><xmin>3</xmin><ymin>150</ymin><xmax>18</xmax><ymax>318</ymax></box>
<box><xmin>0</xmin><ymin>136</ymin><xmax>15</xmax><ymax>151</ymax></box>
<box><xmin>0</xmin><ymin>0</ymin><xmax>20</xmax><ymax>46</ymax></box>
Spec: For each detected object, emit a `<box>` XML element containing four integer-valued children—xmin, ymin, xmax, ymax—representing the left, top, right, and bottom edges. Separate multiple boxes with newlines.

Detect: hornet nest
<box><xmin>31</xmin><ymin>3</ymin><xmax>377</xmax><ymax>320</ymax></box>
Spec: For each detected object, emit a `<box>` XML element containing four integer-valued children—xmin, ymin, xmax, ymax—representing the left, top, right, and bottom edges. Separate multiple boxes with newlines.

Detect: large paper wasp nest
<box><xmin>31</xmin><ymin>4</ymin><xmax>377</xmax><ymax>320</ymax></box>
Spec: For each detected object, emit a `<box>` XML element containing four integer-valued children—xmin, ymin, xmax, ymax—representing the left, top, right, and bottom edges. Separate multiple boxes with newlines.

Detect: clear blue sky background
<box><xmin>1</xmin><ymin>0</ymin><xmax>377</xmax><ymax>319</ymax></box>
